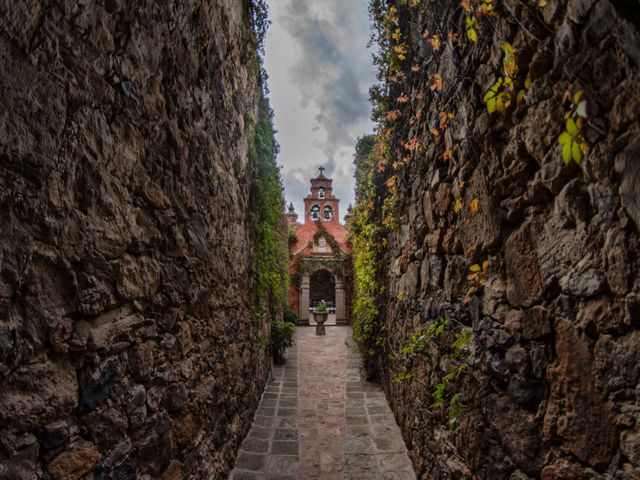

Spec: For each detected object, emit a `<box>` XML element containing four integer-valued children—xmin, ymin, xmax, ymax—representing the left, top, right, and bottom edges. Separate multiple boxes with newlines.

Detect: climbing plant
<box><xmin>350</xmin><ymin>135</ymin><xmax>390</xmax><ymax>366</ymax></box>
<box><xmin>482</xmin><ymin>42</ymin><xmax>533</xmax><ymax>117</ymax></box>
<box><xmin>247</xmin><ymin>94</ymin><xmax>289</xmax><ymax>325</ymax></box>
<box><xmin>558</xmin><ymin>90</ymin><xmax>588</xmax><ymax>165</ymax></box>
<box><xmin>392</xmin><ymin>316</ymin><xmax>473</xmax><ymax>430</ymax></box>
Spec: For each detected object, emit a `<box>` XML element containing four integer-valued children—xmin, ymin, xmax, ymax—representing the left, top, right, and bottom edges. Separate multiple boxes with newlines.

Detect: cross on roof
<box><xmin>318</xmin><ymin>166</ymin><xmax>325</xmax><ymax>175</ymax></box>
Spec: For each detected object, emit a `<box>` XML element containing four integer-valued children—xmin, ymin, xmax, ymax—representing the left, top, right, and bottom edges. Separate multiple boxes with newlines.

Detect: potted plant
<box><xmin>312</xmin><ymin>301</ymin><xmax>329</xmax><ymax>335</ymax></box>
<box><xmin>271</xmin><ymin>320</ymin><xmax>295</xmax><ymax>364</ymax></box>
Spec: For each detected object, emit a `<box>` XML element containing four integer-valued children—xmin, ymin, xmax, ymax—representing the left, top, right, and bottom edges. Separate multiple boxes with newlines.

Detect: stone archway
<box><xmin>309</xmin><ymin>269</ymin><xmax>335</xmax><ymax>307</ymax></box>
<box><xmin>298</xmin><ymin>260</ymin><xmax>347</xmax><ymax>325</ymax></box>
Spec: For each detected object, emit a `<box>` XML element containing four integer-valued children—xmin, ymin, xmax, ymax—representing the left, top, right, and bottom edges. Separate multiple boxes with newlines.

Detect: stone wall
<box><xmin>368</xmin><ymin>0</ymin><xmax>640</xmax><ymax>478</ymax></box>
<box><xmin>0</xmin><ymin>1</ymin><xmax>271</xmax><ymax>478</ymax></box>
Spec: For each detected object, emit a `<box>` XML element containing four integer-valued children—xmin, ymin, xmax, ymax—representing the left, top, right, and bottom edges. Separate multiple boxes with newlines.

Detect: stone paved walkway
<box><xmin>229</xmin><ymin>326</ymin><xmax>415</xmax><ymax>480</ymax></box>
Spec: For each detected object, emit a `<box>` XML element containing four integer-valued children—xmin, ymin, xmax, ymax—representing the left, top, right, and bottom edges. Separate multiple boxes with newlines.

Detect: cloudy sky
<box><xmin>264</xmin><ymin>0</ymin><xmax>376</xmax><ymax>223</ymax></box>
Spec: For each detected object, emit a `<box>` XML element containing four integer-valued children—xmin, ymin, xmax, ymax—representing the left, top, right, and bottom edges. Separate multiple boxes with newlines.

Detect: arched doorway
<box><xmin>309</xmin><ymin>269</ymin><xmax>335</xmax><ymax>307</ymax></box>
<box><xmin>298</xmin><ymin>263</ymin><xmax>347</xmax><ymax>325</ymax></box>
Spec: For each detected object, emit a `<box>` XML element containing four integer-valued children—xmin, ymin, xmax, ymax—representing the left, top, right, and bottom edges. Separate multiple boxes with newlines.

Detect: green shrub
<box><xmin>272</xmin><ymin>321</ymin><xmax>295</xmax><ymax>364</ymax></box>
<box><xmin>283</xmin><ymin>308</ymin><xmax>298</xmax><ymax>324</ymax></box>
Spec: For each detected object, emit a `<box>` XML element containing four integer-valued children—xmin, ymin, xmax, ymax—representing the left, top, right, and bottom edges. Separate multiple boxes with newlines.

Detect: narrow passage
<box><xmin>230</xmin><ymin>326</ymin><xmax>415</xmax><ymax>479</ymax></box>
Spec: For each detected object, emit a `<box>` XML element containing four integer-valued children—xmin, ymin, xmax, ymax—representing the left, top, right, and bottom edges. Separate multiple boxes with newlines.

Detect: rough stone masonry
<box><xmin>0</xmin><ymin>1</ymin><xmax>270</xmax><ymax>478</ymax></box>
<box><xmin>369</xmin><ymin>0</ymin><xmax>640</xmax><ymax>479</ymax></box>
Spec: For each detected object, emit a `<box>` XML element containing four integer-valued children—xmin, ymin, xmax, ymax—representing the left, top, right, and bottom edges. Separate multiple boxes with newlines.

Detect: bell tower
<box><xmin>304</xmin><ymin>167</ymin><xmax>340</xmax><ymax>224</ymax></box>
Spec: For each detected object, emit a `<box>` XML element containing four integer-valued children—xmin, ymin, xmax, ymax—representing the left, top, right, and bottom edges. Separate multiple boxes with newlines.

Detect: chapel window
<box><xmin>323</xmin><ymin>206</ymin><xmax>333</xmax><ymax>221</ymax></box>
<box><xmin>318</xmin><ymin>187</ymin><xmax>325</xmax><ymax>199</ymax></box>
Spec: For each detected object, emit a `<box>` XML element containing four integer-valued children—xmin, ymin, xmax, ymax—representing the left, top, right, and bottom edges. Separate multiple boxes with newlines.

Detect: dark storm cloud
<box><xmin>280</xmin><ymin>0</ymin><xmax>372</xmax><ymax>160</ymax></box>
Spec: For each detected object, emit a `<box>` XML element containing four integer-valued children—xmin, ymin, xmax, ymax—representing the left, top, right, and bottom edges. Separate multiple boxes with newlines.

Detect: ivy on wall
<box><xmin>247</xmin><ymin>94</ymin><xmax>289</xmax><ymax>324</ymax></box>
<box><xmin>245</xmin><ymin>0</ymin><xmax>289</xmax><ymax>325</ymax></box>
<box><xmin>350</xmin><ymin>135</ymin><xmax>390</xmax><ymax>373</ymax></box>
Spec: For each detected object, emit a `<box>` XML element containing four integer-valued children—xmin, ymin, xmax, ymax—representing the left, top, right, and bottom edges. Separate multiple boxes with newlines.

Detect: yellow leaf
<box><xmin>431</xmin><ymin>128</ymin><xmax>440</xmax><ymax>136</ymax></box>
<box><xmin>453</xmin><ymin>199</ymin><xmax>462</xmax><ymax>214</ymax></box>
<box><xmin>573</xmin><ymin>90</ymin><xmax>584</xmax><ymax>105</ymax></box>
<box><xmin>487</xmin><ymin>97</ymin><xmax>496</xmax><ymax>114</ymax></box>
<box><xmin>484</xmin><ymin>78</ymin><xmax>502</xmax><ymax>102</ymax></box>
<box><xmin>467</xmin><ymin>27</ymin><xmax>477</xmax><ymax>43</ymax></box>
<box><xmin>566</xmin><ymin>117</ymin><xmax>579</xmax><ymax>136</ymax></box>
<box><xmin>470</xmin><ymin>264</ymin><xmax>481</xmax><ymax>272</ymax></box>
<box><xmin>470</xmin><ymin>198</ymin><xmax>479</xmax><ymax>215</ymax></box>
<box><xmin>558</xmin><ymin>132</ymin><xmax>571</xmax><ymax>145</ymax></box>
<box><xmin>579</xmin><ymin>141</ymin><xmax>588</xmax><ymax>155</ymax></box>
<box><xmin>562</xmin><ymin>142</ymin><xmax>572</xmax><ymax>165</ymax></box>
<box><xmin>430</xmin><ymin>35</ymin><xmax>441</xmax><ymax>52</ymax></box>
<box><xmin>571</xmin><ymin>141</ymin><xmax>583</xmax><ymax>165</ymax></box>
<box><xmin>482</xmin><ymin>260</ymin><xmax>490</xmax><ymax>270</ymax></box>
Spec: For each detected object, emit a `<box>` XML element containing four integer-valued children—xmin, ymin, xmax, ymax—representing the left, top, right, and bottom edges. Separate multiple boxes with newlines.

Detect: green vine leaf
<box><xmin>566</xmin><ymin>117</ymin><xmax>579</xmax><ymax>136</ymax></box>
<box><xmin>465</xmin><ymin>16</ymin><xmax>479</xmax><ymax>43</ymax></box>
<box><xmin>558</xmin><ymin>117</ymin><xmax>586</xmax><ymax>166</ymax></box>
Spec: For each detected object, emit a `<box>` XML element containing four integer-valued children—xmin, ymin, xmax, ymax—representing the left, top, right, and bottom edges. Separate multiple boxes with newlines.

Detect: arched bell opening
<box><xmin>310</xmin><ymin>204</ymin><xmax>320</xmax><ymax>221</ymax></box>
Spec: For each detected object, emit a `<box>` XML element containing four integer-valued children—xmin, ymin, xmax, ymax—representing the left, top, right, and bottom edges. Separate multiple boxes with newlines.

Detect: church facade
<box><xmin>285</xmin><ymin>168</ymin><xmax>352</xmax><ymax>325</ymax></box>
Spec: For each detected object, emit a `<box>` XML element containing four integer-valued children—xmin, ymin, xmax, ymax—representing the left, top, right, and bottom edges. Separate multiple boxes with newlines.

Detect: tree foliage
<box><xmin>249</xmin><ymin>0</ymin><xmax>270</xmax><ymax>55</ymax></box>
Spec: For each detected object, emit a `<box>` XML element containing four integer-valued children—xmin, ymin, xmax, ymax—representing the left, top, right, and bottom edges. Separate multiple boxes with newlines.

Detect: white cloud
<box><xmin>264</xmin><ymin>0</ymin><xmax>375</xmax><ymax>221</ymax></box>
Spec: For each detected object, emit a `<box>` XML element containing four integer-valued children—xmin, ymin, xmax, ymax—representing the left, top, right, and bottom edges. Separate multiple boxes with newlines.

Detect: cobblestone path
<box><xmin>229</xmin><ymin>326</ymin><xmax>416</xmax><ymax>480</ymax></box>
